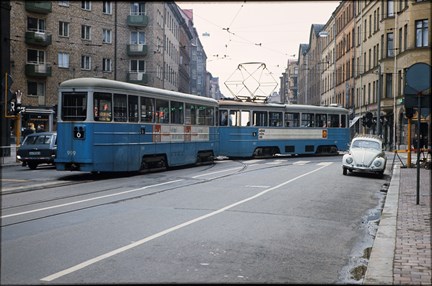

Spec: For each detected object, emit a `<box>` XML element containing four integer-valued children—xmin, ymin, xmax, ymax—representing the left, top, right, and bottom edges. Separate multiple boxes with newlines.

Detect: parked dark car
<box><xmin>16</xmin><ymin>132</ymin><xmax>57</xmax><ymax>169</ymax></box>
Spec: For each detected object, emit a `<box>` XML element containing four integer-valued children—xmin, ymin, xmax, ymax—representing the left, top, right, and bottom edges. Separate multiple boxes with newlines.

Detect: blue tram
<box><xmin>55</xmin><ymin>78</ymin><xmax>219</xmax><ymax>172</ymax></box>
<box><xmin>218</xmin><ymin>100</ymin><xmax>350</xmax><ymax>158</ymax></box>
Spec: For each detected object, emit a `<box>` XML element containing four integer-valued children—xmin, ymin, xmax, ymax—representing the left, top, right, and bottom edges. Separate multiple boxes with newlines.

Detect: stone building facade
<box><xmin>5</xmin><ymin>1</ymin><xmax>212</xmax><ymax>141</ymax></box>
<box><xmin>296</xmin><ymin>0</ymin><xmax>431</xmax><ymax>150</ymax></box>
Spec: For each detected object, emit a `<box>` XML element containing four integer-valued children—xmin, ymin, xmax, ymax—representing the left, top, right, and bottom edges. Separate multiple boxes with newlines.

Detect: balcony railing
<box><xmin>25</xmin><ymin>63</ymin><xmax>52</xmax><ymax>77</ymax></box>
<box><xmin>127</xmin><ymin>72</ymin><xmax>148</xmax><ymax>85</ymax></box>
<box><xmin>127</xmin><ymin>14</ymin><xmax>149</xmax><ymax>27</ymax></box>
<box><xmin>25</xmin><ymin>2</ymin><xmax>52</xmax><ymax>14</ymax></box>
<box><xmin>25</xmin><ymin>31</ymin><xmax>52</xmax><ymax>46</ymax></box>
<box><xmin>127</xmin><ymin>44</ymin><xmax>148</xmax><ymax>56</ymax></box>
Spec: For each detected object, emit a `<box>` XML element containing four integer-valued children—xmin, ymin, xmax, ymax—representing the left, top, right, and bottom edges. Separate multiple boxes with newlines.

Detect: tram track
<box><xmin>1</xmin><ymin>158</ymin><xmax>332</xmax><ymax>226</ymax></box>
<box><xmin>1</xmin><ymin>161</ymin><xmax>249</xmax><ymax>225</ymax></box>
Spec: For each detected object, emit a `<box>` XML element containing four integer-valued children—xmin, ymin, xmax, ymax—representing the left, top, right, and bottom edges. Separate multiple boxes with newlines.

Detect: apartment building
<box><xmin>280</xmin><ymin>58</ymin><xmax>298</xmax><ymax>104</ymax></box>
<box><xmin>296</xmin><ymin>0</ymin><xmax>430</xmax><ymax>150</ymax></box>
<box><xmin>4</xmin><ymin>1</ymin><xmax>211</xmax><ymax>146</ymax></box>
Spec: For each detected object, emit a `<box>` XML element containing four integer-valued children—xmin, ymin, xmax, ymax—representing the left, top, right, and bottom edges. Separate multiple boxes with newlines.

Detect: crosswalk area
<box><xmin>245</xmin><ymin>159</ymin><xmax>312</xmax><ymax>166</ymax></box>
<box><xmin>245</xmin><ymin>159</ymin><xmax>335</xmax><ymax>167</ymax></box>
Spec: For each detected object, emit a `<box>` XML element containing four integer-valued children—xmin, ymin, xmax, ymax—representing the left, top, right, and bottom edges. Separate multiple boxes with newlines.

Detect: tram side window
<box><xmin>185</xmin><ymin>104</ymin><xmax>195</xmax><ymax>125</ymax></box>
<box><xmin>285</xmin><ymin>112</ymin><xmax>299</xmax><ymax>127</ymax></box>
<box><xmin>155</xmin><ymin>99</ymin><xmax>169</xmax><ymax>123</ymax></box>
<box><xmin>205</xmin><ymin>107</ymin><xmax>215</xmax><ymax>126</ymax></box>
<box><xmin>340</xmin><ymin>114</ymin><xmax>347</xmax><ymax>127</ymax></box>
<box><xmin>94</xmin><ymin>92</ymin><xmax>112</xmax><ymax>121</ymax></box>
<box><xmin>171</xmin><ymin>101</ymin><xmax>184</xmax><ymax>124</ymax></box>
<box><xmin>220</xmin><ymin>109</ymin><xmax>228</xmax><ymax>126</ymax></box>
<box><xmin>316</xmin><ymin>113</ymin><xmax>327</xmax><ymax>127</ymax></box>
<box><xmin>301</xmin><ymin>113</ymin><xmax>315</xmax><ymax>127</ymax></box>
<box><xmin>240</xmin><ymin>110</ymin><xmax>250</xmax><ymax>126</ymax></box>
<box><xmin>253</xmin><ymin>111</ymin><xmax>268</xmax><ymax>126</ymax></box>
<box><xmin>140</xmin><ymin>97</ymin><xmax>154</xmax><ymax>123</ymax></box>
<box><xmin>269</xmin><ymin>112</ymin><xmax>282</xmax><ymax>127</ymax></box>
<box><xmin>328</xmin><ymin>114</ymin><xmax>339</xmax><ymax>127</ymax></box>
<box><xmin>62</xmin><ymin>92</ymin><xmax>87</xmax><ymax>121</ymax></box>
<box><xmin>230</xmin><ymin>110</ymin><xmax>240</xmax><ymax>126</ymax></box>
<box><xmin>128</xmin><ymin>95</ymin><xmax>139</xmax><ymax>122</ymax></box>
<box><xmin>197</xmin><ymin>105</ymin><xmax>213</xmax><ymax>125</ymax></box>
<box><xmin>114</xmin><ymin>94</ymin><xmax>127</xmax><ymax>122</ymax></box>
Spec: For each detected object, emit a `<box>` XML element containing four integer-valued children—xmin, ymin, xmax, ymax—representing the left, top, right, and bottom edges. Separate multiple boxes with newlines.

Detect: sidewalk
<box><xmin>0</xmin><ymin>144</ymin><xmax>19</xmax><ymax>167</ymax></box>
<box><xmin>364</xmin><ymin>152</ymin><xmax>431</xmax><ymax>285</ymax></box>
<box><xmin>1</xmin><ymin>148</ymin><xmax>431</xmax><ymax>284</ymax></box>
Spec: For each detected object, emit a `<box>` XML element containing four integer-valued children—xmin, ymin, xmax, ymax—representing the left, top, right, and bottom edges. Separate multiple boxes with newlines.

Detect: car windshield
<box><xmin>352</xmin><ymin>139</ymin><xmax>381</xmax><ymax>150</ymax></box>
<box><xmin>23</xmin><ymin>135</ymin><xmax>52</xmax><ymax>145</ymax></box>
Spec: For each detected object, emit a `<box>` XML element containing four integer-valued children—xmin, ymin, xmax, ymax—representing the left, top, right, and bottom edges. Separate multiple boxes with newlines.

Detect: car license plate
<box><xmin>29</xmin><ymin>151</ymin><xmax>41</xmax><ymax>155</ymax></box>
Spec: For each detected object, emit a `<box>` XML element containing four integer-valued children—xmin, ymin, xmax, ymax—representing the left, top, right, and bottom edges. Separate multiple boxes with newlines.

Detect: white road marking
<box><xmin>265</xmin><ymin>160</ymin><xmax>285</xmax><ymax>165</ymax></box>
<box><xmin>192</xmin><ymin>167</ymin><xmax>243</xmax><ymax>178</ymax></box>
<box><xmin>0</xmin><ymin>180</ymin><xmax>183</xmax><ymax>219</ymax></box>
<box><xmin>40</xmin><ymin>162</ymin><xmax>333</xmax><ymax>282</ymax></box>
<box><xmin>293</xmin><ymin>160</ymin><xmax>310</xmax><ymax>165</ymax></box>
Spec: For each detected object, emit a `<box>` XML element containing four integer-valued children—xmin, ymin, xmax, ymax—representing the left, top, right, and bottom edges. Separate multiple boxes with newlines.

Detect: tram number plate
<box><xmin>29</xmin><ymin>151</ymin><xmax>41</xmax><ymax>155</ymax></box>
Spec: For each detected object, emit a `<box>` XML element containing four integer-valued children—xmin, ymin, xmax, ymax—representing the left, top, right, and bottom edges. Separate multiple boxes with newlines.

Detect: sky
<box><xmin>177</xmin><ymin>1</ymin><xmax>341</xmax><ymax>98</ymax></box>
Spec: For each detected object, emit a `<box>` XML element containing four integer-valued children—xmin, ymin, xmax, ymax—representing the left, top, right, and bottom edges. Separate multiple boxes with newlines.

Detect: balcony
<box><xmin>127</xmin><ymin>44</ymin><xmax>148</xmax><ymax>56</ymax></box>
<box><xmin>25</xmin><ymin>2</ymin><xmax>52</xmax><ymax>14</ymax></box>
<box><xmin>25</xmin><ymin>63</ymin><xmax>52</xmax><ymax>77</ymax></box>
<box><xmin>127</xmin><ymin>14</ymin><xmax>149</xmax><ymax>27</ymax></box>
<box><xmin>25</xmin><ymin>31</ymin><xmax>52</xmax><ymax>46</ymax></box>
<box><xmin>127</xmin><ymin>72</ymin><xmax>148</xmax><ymax>85</ymax></box>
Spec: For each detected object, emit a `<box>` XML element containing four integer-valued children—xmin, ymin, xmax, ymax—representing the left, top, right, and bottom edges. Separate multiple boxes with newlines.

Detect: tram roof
<box><xmin>60</xmin><ymin>77</ymin><xmax>219</xmax><ymax>106</ymax></box>
<box><xmin>218</xmin><ymin>100</ymin><xmax>348</xmax><ymax>113</ymax></box>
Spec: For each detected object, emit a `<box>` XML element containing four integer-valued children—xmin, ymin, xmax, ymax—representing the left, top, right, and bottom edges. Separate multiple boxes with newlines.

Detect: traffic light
<box><xmin>361</xmin><ymin>112</ymin><xmax>373</xmax><ymax>128</ymax></box>
<box><xmin>361</xmin><ymin>115</ymin><xmax>367</xmax><ymax>127</ymax></box>
<box><xmin>405</xmin><ymin>107</ymin><xmax>414</xmax><ymax>119</ymax></box>
<box><xmin>3</xmin><ymin>73</ymin><xmax>15</xmax><ymax>117</ymax></box>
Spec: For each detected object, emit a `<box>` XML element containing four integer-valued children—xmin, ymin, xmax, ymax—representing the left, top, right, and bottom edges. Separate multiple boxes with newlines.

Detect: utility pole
<box><xmin>377</xmin><ymin>63</ymin><xmax>381</xmax><ymax>136</ymax></box>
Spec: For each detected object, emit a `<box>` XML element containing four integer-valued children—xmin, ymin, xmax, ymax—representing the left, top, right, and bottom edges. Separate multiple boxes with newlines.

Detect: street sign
<box><xmin>404</xmin><ymin>63</ymin><xmax>431</xmax><ymax>109</ymax></box>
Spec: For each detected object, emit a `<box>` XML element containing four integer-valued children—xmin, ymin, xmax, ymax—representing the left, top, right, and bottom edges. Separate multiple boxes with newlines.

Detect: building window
<box><xmin>415</xmin><ymin>19</ymin><xmax>428</xmax><ymax>47</ymax></box>
<box><xmin>27</xmin><ymin>81</ymin><xmax>45</xmax><ymax>97</ymax></box>
<box><xmin>81</xmin><ymin>1</ymin><xmax>91</xmax><ymax>11</ymax></box>
<box><xmin>102</xmin><ymin>58</ymin><xmax>112</xmax><ymax>72</ymax></box>
<box><xmin>130</xmin><ymin>2</ymin><xmax>145</xmax><ymax>15</ymax></box>
<box><xmin>59</xmin><ymin>1</ymin><xmax>69</xmax><ymax>6</ymax></box>
<box><xmin>81</xmin><ymin>25</ymin><xmax>91</xmax><ymax>40</ymax></box>
<box><xmin>130</xmin><ymin>31</ymin><xmax>145</xmax><ymax>44</ymax></box>
<box><xmin>28</xmin><ymin>17</ymin><xmax>46</xmax><ymax>32</ymax></box>
<box><xmin>58</xmin><ymin>52</ymin><xmax>69</xmax><ymax>68</ymax></box>
<box><xmin>103</xmin><ymin>29</ymin><xmax>112</xmax><ymax>43</ymax></box>
<box><xmin>27</xmin><ymin>49</ymin><xmax>45</xmax><ymax>64</ymax></box>
<box><xmin>398</xmin><ymin>27</ymin><xmax>402</xmax><ymax>52</ymax></box>
<box><xmin>103</xmin><ymin>1</ymin><xmax>112</xmax><ymax>14</ymax></box>
<box><xmin>387</xmin><ymin>0</ymin><xmax>394</xmax><ymax>17</ymax></box>
<box><xmin>387</xmin><ymin>32</ymin><xmax>394</xmax><ymax>57</ymax></box>
<box><xmin>130</xmin><ymin>60</ymin><xmax>145</xmax><ymax>72</ymax></box>
<box><xmin>59</xmin><ymin>21</ymin><xmax>69</xmax><ymax>37</ymax></box>
<box><xmin>385</xmin><ymin>74</ymin><xmax>392</xmax><ymax>98</ymax></box>
<box><xmin>404</xmin><ymin>24</ymin><xmax>408</xmax><ymax>50</ymax></box>
<box><xmin>81</xmin><ymin>55</ymin><xmax>91</xmax><ymax>70</ymax></box>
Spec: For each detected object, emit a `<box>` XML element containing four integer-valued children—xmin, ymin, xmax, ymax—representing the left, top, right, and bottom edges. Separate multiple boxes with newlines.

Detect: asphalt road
<box><xmin>1</xmin><ymin>155</ymin><xmax>389</xmax><ymax>284</ymax></box>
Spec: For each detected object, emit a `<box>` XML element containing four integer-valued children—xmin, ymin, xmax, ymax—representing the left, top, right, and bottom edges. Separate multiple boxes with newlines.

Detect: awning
<box><xmin>349</xmin><ymin>116</ymin><xmax>362</xmax><ymax>128</ymax></box>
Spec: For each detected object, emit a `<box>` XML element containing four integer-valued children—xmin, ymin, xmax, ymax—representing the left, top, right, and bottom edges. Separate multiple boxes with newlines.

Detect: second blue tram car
<box><xmin>218</xmin><ymin>100</ymin><xmax>350</xmax><ymax>158</ymax></box>
<box><xmin>55</xmin><ymin>78</ymin><xmax>219</xmax><ymax>172</ymax></box>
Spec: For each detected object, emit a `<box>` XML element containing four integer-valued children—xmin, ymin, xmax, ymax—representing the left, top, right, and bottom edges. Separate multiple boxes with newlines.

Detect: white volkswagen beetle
<box><xmin>342</xmin><ymin>135</ymin><xmax>387</xmax><ymax>177</ymax></box>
